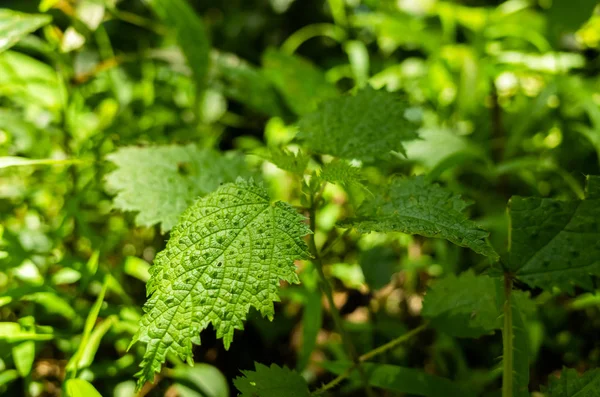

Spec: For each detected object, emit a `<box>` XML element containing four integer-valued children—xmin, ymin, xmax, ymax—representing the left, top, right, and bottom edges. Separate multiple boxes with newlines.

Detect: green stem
<box><xmin>311</xmin><ymin>323</ymin><xmax>428</xmax><ymax>395</ymax></box>
<box><xmin>307</xmin><ymin>194</ymin><xmax>375</xmax><ymax>397</ymax></box>
<box><xmin>502</xmin><ymin>273</ymin><xmax>513</xmax><ymax>397</ymax></box>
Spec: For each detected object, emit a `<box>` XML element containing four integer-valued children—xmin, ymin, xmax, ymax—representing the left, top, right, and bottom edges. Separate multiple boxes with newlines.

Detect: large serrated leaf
<box><xmin>234</xmin><ymin>363</ymin><xmax>310</xmax><ymax>397</ymax></box>
<box><xmin>132</xmin><ymin>179</ymin><xmax>312</xmax><ymax>387</ymax></box>
<box><xmin>105</xmin><ymin>145</ymin><xmax>252</xmax><ymax>233</ymax></box>
<box><xmin>543</xmin><ymin>368</ymin><xmax>600</xmax><ymax>397</ymax></box>
<box><xmin>343</xmin><ymin>176</ymin><xmax>498</xmax><ymax>259</ymax></box>
<box><xmin>0</xmin><ymin>9</ymin><xmax>51</xmax><ymax>54</ymax></box>
<box><xmin>298</xmin><ymin>87</ymin><xmax>419</xmax><ymax>160</ymax></box>
<box><xmin>509</xmin><ymin>175</ymin><xmax>600</xmax><ymax>292</ymax></box>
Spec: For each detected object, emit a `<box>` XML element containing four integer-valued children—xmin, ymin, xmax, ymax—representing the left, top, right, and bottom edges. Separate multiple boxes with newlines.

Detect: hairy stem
<box><xmin>307</xmin><ymin>193</ymin><xmax>375</xmax><ymax>397</ymax></box>
<box><xmin>502</xmin><ymin>273</ymin><xmax>514</xmax><ymax>397</ymax></box>
<box><xmin>311</xmin><ymin>323</ymin><xmax>428</xmax><ymax>395</ymax></box>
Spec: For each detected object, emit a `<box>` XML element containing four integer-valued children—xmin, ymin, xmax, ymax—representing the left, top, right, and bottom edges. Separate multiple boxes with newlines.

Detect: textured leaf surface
<box><xmin>343</xmin><ymin>177</ymin><xmax>498</xmax><ymax>259</ymax></box>
<box><xmin>322</xmin><ymin>361</ymin><xmax>476</xmax><ymax>397</ymax></box>
<box><xmin>509</xmin><ymin>175</ymin><xmax>600</xmax><ymax>292</ymax></box>
<box><xmin>133</xmin><ymin>179</ymin><xmax>312</xmax><ymax>387</ymax></box>
<box><xmin>234</xmin><ymin>363</ymin><xmax>310</xmax><ymax>397</ymax></box>
<box><xmin>298</xmin><ymin>87</ymin><xmax>419</xmax><ymax>160</ymax></box>
<box><xmin>544</xmin><ymin>368</ymin><xmax>600</xmax><ymax>397</ymax></box>
<box><xmin>422</xmin><ymin>271</ymin><xmax>501</xmax><ymax>337</ymax></box>
<box><xmin>262</xmin><ymin>49</ymin><xmax>338</xmax><ymax>115</ymax></box>
<box><xmin>105</xmin><ymin>145</ymin><xmax>251</xmax><ymax>232</ymax></box>
<box><xmin>319</xmin><ymin>160</ymin><xmax>364</xmax><ymax>189</ymax></box>
<box><xmin>0</xmin><ymin>10</ymin><xmax>51</xmax><ymax>54</ymax></box>
<box><xmin>146</xmin><ymin>0</ymin><xmax>209</xmax><ymax>91</ymax></box>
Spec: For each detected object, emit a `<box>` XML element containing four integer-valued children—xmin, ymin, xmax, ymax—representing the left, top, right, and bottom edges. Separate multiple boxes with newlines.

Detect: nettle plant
<box><xmin>105</xmin><ymin>87</ymin><xmax>600</xmax><ymax>396</ymax></box>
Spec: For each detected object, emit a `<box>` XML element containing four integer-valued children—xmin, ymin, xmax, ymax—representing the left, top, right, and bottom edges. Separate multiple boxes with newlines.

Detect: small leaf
<box><xmin>543</xmin><ymin>368</ymin><xmax>600</xmax><ymax>397</ymax></box>
<box><xmin>234</xmin><ymin>363</ymin><xmax>310</xmax><ymax>397</ymax></box>
<box><xmin>0</xmin><ymin>9</ymin><xmax>51</xmax><ymax>53</ymax></box>
<box><xmin>64</xmin><ymin>379</ymin><xmax>102</xmax><ymax>397</ymax></box>
<box><xmin>105</xmin><ymin>145</ymin><xmax>252</xmax><ymax>233</ymax></box>
<box><xmin>172</xmin><ymin>364</ymin><xmax>229</xmax><ymax>397</ymax></box>
<box><xmin>12</xmin><ymin>341</ymin><xmax>35</xmax><ymax>377</ymax></box>
<box><xmin>262</xmin><ymin>48</ymin><xmax>338</xmax><ymax>116</ymax></box>
<box><xmin>265</xmin><ymin>147</ymin><xmax>310</xmax><ymax>176</ymax></box>
<box><xmin>422</xmin><ymin>271</ymin><xmax>501</xmax><ymax>337</ymax></box>
<box><xmin>509</xmin><ymin>175</ymin><xmax>600</xmax><ymax>292</ymax></box>
<box><xmin>132</xmin><ymin>179</ymin><xmax>312</xmax><ymax>388</ymax></box>
<box><xmin>321</xmin><ymin>361</ymin><xmax>476</xmax><ymax>397</ymax></box>
<box><xmin>146</xmin><ymin>0</ymin><xmax>210</xmax><ymax>92</ymax></box>
<box><xmin>298</xmin><ymin>87</ymin><xmax>419</xmax><ymax>160</ymax></box>
<box><xmin>343</xmin><ymin>176</ymin><xmax>498</xmax><ymax>259</ymax></box>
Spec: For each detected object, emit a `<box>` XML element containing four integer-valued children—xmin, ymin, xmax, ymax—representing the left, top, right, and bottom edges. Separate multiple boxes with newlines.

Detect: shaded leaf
<box><xmin>343</xmin><ymin>176</ymin><xmax>498</xmax><ymax>259</ymax></box>
<box><xmin>0</xmin><ymin>9</ymin><xmax>51</xmax><ymax>53</ymax></box>
<box><xmin>298</xmin><ymin>87</ymin><xmax>419</xmax><ymax>160</ymax></box>
<box><xmin>234</xmin><ymin>363</ymin><xmax>310</xmax><ymax>397</ymax></box>
<box><xmin>509</xmin><ymin>175</ymin><xmax>600</xmax><ymax>292</ymax></box>
<box><xmin>543</xmin><ymin>368</ymin><xmax>600</xmax><ymax>397</ymax></box>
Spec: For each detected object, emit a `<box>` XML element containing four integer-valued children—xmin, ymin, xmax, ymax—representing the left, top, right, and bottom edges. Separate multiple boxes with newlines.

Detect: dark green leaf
<box><xmin>234</xmin><ymin>363</ymin><xmax>310</xmax><ymax>397</ymax></box>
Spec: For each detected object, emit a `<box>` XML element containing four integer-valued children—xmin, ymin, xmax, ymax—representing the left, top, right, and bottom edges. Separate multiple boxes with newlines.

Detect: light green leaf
<box><xmin>321</xmin><ymin>361</ymin><xmax>476</xmax><ymax>397</ymax></box>
<box><xmin>0</xmin><ymin>322</ymin><xmax>53</xmax><ymax>342</ymax></box>
<box><xmin>0</xmin><ymin>9</ymin><xmax>51</xmax><ymax>53</ymax></box>
<box><xmin>543</xmin><ymin>368</ymin><xmax>600</xmax><ymax>397</ymax></box>
<box><xmin>0</xmin><ymin>157</ymin><xmax>79</xmax><ymax>170</ymax></box>
<box><xmin>298</xmin><ymin>87</ymin><xmax>419</xmax><ymax>160</ymax></box>
<box><xmin>105</xmin><ymin>145</ymin><xmax>252</xmax><ymax>233</ymax></box>
<box><xmin>262</xmin><ymin>48</ymin><xmax>338</xmax><ymax>116</ymax></box>
<box><xmin>124</xmin><ymin>257</ymin><xmax>151</xmax><ymax>282</ymax></box>
<box><xmin>64</xmin><ymin>379</ymin><xmax>102</xmax><ymax>397</ymax></box>
<box><xmin>66</xmin><ymin>278</ymin><xmax>109</xmax><ymax>376</ymax></box>
<box><xmin>233</xmin><ymin>363</ymin><xmax>310</xmax><ymax>397</ymax></box>
<box><xmin>422</xmin><ymin>271</ymin><xmax>501</xmax><ymax>337</ymax></box>
<box><xmin>319</xmin><ymin>160</ymin><xmax>367</xmax><ymax>192</ymax></box>
<box><xmin>0</xmin><ymin>370</ymin><xmax>19</xmax><ymax>388</ymax></box>
<box><xmin>146</xmin><ymin>0</ymin><xmax>210</xmax><ymax>92</ymax></box>
<box><xmin>172</xmin><ymin>364</ymin><xmax>229</xmax><ymax>397</ymax></box>
<box><xmin>76</xmin><ymin>315</ymin><xmax>117</xmax><ymax>369</ymax></box>
<box><xmin>132</xmin><ymin>179</ymin><xmax>312</xmax><ymax>388</ymax></box>
<box><xmin>264</xmin><ymin>147</ymin><xmax>310</xmax><ymax>176</ymax></box>
<box><xmin>509</xmin><ymin>175</ymin><xmax>600</xmax><ymax>292</ymax></box>
<box><xmin>343</xmin><ymin>176</ymin><xmax>498</xmax><ymax>259</ymax></box>
<box><xmin>12</xmin><ymin>341</ymin><xmax>35</xmax><ymax>377</ymax></box>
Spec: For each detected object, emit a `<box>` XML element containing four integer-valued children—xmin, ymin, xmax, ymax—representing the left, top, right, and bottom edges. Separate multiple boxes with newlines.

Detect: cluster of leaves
<box><xmin>1</xmin><ymin>0</ymin><xmax>600</xmax><ymax>397</ymax></box>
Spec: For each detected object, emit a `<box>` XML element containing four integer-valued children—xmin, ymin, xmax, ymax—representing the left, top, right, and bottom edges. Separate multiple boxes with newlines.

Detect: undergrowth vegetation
<box><xmin>1</xmin><ymin>0</ymin><xmax>600</xmax><ymax>396</ymax></box>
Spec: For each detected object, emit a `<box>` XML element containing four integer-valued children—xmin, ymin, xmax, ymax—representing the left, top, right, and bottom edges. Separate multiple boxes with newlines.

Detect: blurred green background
<box><xmin>1</xmin><ymin>0</ymin><xmax>599</xmax><ymax>396</ymax></box>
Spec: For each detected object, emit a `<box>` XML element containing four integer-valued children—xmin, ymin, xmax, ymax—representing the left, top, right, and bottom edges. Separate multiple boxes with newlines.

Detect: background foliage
<box><xmin>1</xmin><ymin>0</ymin><xmax>600</xmax><ymax>396</ymax></box>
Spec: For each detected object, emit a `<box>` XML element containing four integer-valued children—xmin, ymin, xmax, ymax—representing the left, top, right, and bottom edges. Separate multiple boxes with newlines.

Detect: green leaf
<box><xmin>297</xmin><ymin>266</ymin><xmax>322</xmax><ymax>371</ymax></box>
<box><xmin>319</xmin><ymin>160</ymin><xmax>365</xmax><ymax>190</ymax></box>
<box><xmin>422</xmin><ymin>271</ymin><xmax>501</xmax><ymax>337</ymax></box>
<box><xmin>543</xmin><ymin>368</ymin><xmax>600</xmax><ymax>397</ymax></box>
<box><xmin>298</xmin><ymin>87</ymin><xmax>419</xmax><ymax>160</ymax></box>
<box><xmin>0</xmin><ymin>322</ymin><xmax>53</xmax><ymax>342</ymax></box>
<box><xmin>66</xmin><ymin>278</ymin><xmax>109</xmax><ymax>376</ymax></box>
<box><xmin>265</xmin><ymin>147</ymin><xmax>310</xmax><ymax>176</ymax></box>
<box><xmin>0</xmin><ymin>9</ymin><xmax>51</xmax><ymax>54</ymax></box>
<box><xmin>146</xmin><ymin>0</ymin><xmax>210</xmax><ymax>92</ymax></box>
<box><xmin>105</xmin><ymin>145</ymin><xmax>252</xmax><ymax>233</ymax></box>
<box><xmin>64</xmin><ymin>379</ymin><xmax>102</xmax><ymax>397</ymax></box>
<box><xmin>262</xmin><ymin>48</ymin><xmax>338</xmax><ymax>116</ymax></box>
<box><xmin>359</xmin><ymin>246</ymin><xmax>398</xmax><ymax>290</ymax></box>
<box><xmin>213</xmin><ymin>51</ymin><xmax>285</xmax><ymax>116</ymax></box>
<box><xmin>172</xmin><ymin>364</ymin><xmax>230</xmax><ymax>397</ymax></box>
<box><xmin>343</xmin><ymin>176</ymin><xmax>498</xmax><ymax>259</ymax></box>
<box><xmin>508</xmin><ymin>175</ymin><xmax>600</xmax><ymax>292</ymax></box>
<box><xmin>12</xmin><ymin>341</ymin><xmax>35</xmax><ymax>377</ymax></box>
<box><xmin>233</xmin><ymin>363</ymin><xmax>310</xmax><ymax>397</ymax></box>
<box><xmin>321</xmin><ymin>361</ymin><xmax>476</xmax><ymax>397</ymax></box>
<box><xmin>132</xmin><ymin>179</ymin><xmax>312</xmax><ymax>388</ymax></box>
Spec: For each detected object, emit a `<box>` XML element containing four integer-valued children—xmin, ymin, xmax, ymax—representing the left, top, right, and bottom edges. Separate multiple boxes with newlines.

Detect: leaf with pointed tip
<box><xmin>298</xmin><ymin>87</ymin><xmax>419</xmax><ymax>160</ymax></box>
<box><xmin>509</xmin><ymin>175</ymin><xmax>600</xmax><ymax>292</ymax></box>
<box><xmin>105</xmin><ymin>145</ymin><xmax>252</xmax><ymax>233</ymax></box>
<box><xmin>132</xmin><ymin>179</ymin><xmax>312</xmax><ymax>388</ymax></box>
<box><xmin>543</xmin><ymin>368</ymin><xmax>600</xmax><ymax>397</ymax></box>
<box><xmin>265</xmin><ymin>147</ymin><xmax>310</xmax><ymax>176</ymax></box>
<box><xmin>342</xmin><ymin>176</ymin><xmax>498</xmax><ymax>259</ymax></box>
<box><xmin>234</xmin><ymin>363</ymin><xmax>310</xmax><ymax>397</ymax></box>
<box><xmin>0</xmin><ymin>10</ymin><xmax>51</xmax><ymax>54</ymax></box>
